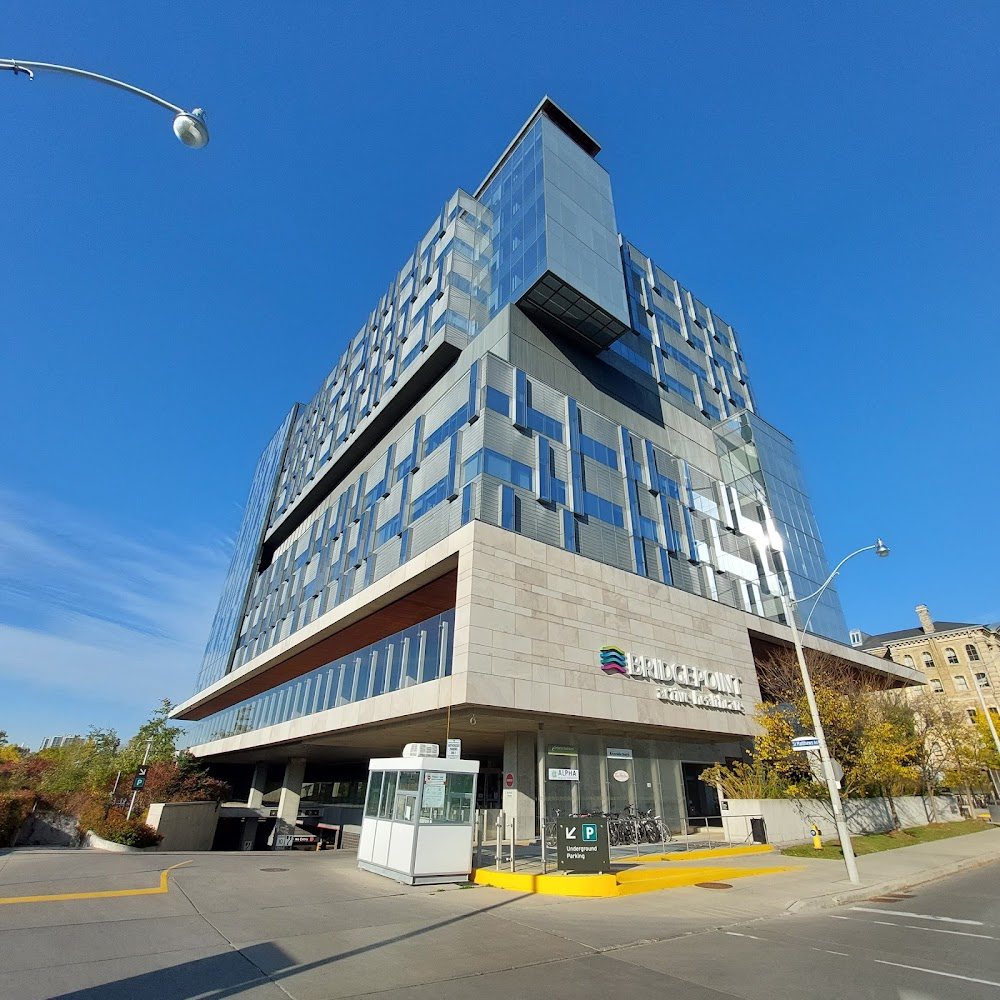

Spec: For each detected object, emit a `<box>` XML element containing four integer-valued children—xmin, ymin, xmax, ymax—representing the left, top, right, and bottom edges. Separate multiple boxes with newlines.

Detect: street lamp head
<box><xmin>875</xmin><ymin>537</ymin><xmax>890</xmax><ymax>558</ymax></box>
<box><xmin>172</xmin><ymin>108</ymin><xmax>209</xmax><ymax>149</ymax></box>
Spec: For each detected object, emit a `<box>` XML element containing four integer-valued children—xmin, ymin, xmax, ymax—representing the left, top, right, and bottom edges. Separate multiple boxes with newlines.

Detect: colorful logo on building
<box><xmin>599</xmin><ymin>646</ymin><xmax>628</xmax><ymax>675</ymax></box>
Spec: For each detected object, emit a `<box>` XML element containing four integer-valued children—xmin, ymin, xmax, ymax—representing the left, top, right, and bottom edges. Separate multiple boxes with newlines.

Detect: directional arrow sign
<box><xmin>556</xmin><ymin>816</ymin><xmax>609</xmax><ymax>873</ymax></box>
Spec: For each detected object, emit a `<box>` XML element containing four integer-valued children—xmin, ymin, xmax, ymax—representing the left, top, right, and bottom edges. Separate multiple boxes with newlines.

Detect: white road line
<box><xmin>851</xmin><ymin>906</ymin><xmax>984</xmax><ymax>926</ymax></box>
<box><xmin>810</xmin><ymin>946</ymin><xmax>850</xmax><ymax>956</ymax></box>
<box><xmin>903</xmin><ymin>923</ymin><xmax>997</xmax><ymax>941</ymax></box>
<box><xmin>725</xmin><ymin>931</ymin><xmax>763</xmax><ymax>940</ymax></box>
<box><xmin>874</xmin><ymin>959</ymin><xmax>1000</xmax><ymax>988</ymax></box>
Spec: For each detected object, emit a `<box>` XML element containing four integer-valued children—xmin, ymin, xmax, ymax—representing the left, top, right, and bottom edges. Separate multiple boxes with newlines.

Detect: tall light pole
<box><xmin>1</xmin><ymin>58</ymin><xmax>209</xmax><ymax>147</ymax></box>
<box><xmin>780</xmin><ymin>538</ymin><xmax>890</xmax><ymax>885</ymax></box>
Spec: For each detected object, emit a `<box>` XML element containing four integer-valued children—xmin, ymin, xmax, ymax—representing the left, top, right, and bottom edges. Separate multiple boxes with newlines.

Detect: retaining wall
<box><xmin>722</xmin><ymin>794</ymin><xmax>963</xmax><ymax>845</ymax></box>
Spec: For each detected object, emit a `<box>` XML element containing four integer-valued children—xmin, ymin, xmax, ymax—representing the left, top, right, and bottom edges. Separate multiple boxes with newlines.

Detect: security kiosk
<box><xmin>357</xmin><ymin>745</ymin><xmax>479</xmax><ymax>885</ymax></box>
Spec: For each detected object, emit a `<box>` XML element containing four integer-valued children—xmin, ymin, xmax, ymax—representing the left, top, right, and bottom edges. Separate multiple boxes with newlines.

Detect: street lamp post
<box><xmin>780</xmin><ymin>538</ymin><xmax>890</xmax><ymax>885</ymax></box>
<box><xmin>1</xmin><ymin>58</ymin><xmax>208</xmax><ymax>147</ymax></box>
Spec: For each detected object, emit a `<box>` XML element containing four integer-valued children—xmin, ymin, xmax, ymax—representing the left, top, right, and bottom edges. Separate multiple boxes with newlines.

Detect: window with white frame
<box><xmin>929</xmin><ymin>678</ymin><xmax>944</xmax><ymax>693</ymax></box>
<box><xmin>975</xmin><ymin>672</ymin><xmax>990</xmax><ymax>688</ymax></box>
<box><xmin>967</xmin><ymin>643</ymin><xmax>981</xmax><ymax>662</ymax></box>
<box><xmin>967</xmin><ymin>708</ymin><xmax>978</xmax><ymax>721</ymax></box>
<box><xmin>946</xmin><ymin>647</ymin><xmax>959</xmax><ymax>664</ymax></box>
<box><xmin>922</xmin><ymin>652</ymin><xmax>935</xmax><ymax>670</ymax></box>
<box><xmin>954</xmin><ymin>675</ymin><xmax>969</xmax><ymax>691</ymax></box>
<box><xmin>903</xmin><ymin>655</ymin><xmax>915</xmax><ymax>668</ymax></box>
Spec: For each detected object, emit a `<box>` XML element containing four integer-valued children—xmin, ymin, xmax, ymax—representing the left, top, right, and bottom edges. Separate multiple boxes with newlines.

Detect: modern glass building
<box><xmin>173</xmin><ymin>99</ymin><xmax>917</xmax><ymax>849</ymax></box>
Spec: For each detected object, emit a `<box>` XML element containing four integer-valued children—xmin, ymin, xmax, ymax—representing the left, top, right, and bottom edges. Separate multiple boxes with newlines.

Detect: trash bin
<box><xmin>750</xmin><ymin>817</ymin><xmax>767</xmax><ymax>844</ymax></box>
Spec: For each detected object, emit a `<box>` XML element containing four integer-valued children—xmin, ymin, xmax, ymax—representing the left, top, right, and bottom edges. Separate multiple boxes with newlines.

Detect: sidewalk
<box><xmin>457</xmin><ymin>828</ymin><xmax>1000</xmax><ymax>935</ymax></box>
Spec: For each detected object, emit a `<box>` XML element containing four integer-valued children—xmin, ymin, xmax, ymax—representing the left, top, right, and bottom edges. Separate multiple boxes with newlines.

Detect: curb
<box><xmin>787</xmin><ymin>848</ymin><xmax>1000</xmax><ymax>913</ymax></box>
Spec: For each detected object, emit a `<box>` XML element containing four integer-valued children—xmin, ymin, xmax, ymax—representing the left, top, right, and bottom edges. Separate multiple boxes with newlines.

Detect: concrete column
<box><xmin>270</xmin><ymin>757</ymin><xmax>306</xmax><ymax>849</ymax></box>
<box><xmin>247</xmin><ymin>761</ymin><xmax>268</xmax><ymax>808</ymax></box>
<box><xmin>502</xmin><ymin>732</ymin><xmax>536</xmax><ymax>840</ymax></box>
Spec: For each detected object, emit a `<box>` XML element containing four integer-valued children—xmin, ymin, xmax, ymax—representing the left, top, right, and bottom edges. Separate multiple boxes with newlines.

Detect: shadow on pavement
<box><xmin>53</xmin><ymin>893</ymin><xmax>525</xmax><ymax>999</ymax></box>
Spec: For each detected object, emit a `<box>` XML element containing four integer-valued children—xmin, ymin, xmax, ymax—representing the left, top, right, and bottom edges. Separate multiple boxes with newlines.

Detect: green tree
<box><xmin>119</xmin><ymin>699</ymin><xmax>182</xmax><ymax>772</ymax></box>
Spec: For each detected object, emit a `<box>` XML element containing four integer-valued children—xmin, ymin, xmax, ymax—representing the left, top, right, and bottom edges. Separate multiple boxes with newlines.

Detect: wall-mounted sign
<box><xmin>422</xmin><ymin>772</ymin><xmax>447</xmax><ymax>808</ymax></box>
<box><xmin>548</xmin><ymin>745</ymin><xmax>577</xmax><ymax>756</ymax></box>
<box><xmin>446</xmin><ymin>738</ymin><xmax>462</xmax><ymax>760</ymax></box>
<box><xmin>606</xmin><ymin>747</ymin><xmax>633</xmax><ymax>759</ymax></box>
<box><xmin>612</xmin><ymin>769</ymin><xmax>630</xmax><ymax>782</ymax></box>
<box><xmin>598</xmin><ymin>645</ymin><xmax>745</xmax><ymax>714</ymax></box>
<box><xmin>548</xmin><ymin>768</ymin><xmax>579</xmax><ymax>781</ymax></box>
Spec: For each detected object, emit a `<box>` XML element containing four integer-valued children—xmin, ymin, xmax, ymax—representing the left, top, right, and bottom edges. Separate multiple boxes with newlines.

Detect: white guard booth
<box><xmin>357</xmin><ymin>751</ymin><xmax>479</xmax><ymax>885</ymax></box>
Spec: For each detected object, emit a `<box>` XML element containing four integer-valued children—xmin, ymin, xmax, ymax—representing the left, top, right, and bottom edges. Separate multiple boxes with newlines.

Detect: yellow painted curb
<box><xmin>471</xmin><ymin>861</ymin><xmax>801</xmax><ymax>898</ymax></box>
<box><xmin>632</xmin><ymin>844</ymin><xmax>775</xmax><ymax>863</ymax></box>
<box><xmin>471</xmin><ymin>869</ymin><xmax>619</xmax><ymax>897</ymax></box>
<box><xmin>0</xmin><ymin>861</ymin><xmax>192</xmax><ymax>905</ymax></box>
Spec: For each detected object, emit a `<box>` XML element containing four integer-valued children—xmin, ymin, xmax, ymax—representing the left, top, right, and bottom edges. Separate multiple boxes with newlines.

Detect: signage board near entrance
<box><xmin>612</xmin><ymin>769</ymin><xmax>630</xmax><ymax>782</ymax></box>
<box><xmin>556</xmin><ymin>816</ymin><xmax>610</xmax><ymax>872</ymax></box>
<box><xmin>446</xmin><ymin>738</ymin><xmax>462</xmax><ymax>760</ymax></box>
<box><xmin>548</xmin><ymin>768</ymin><xmax>579</xmax><ymax>781</ymax></box>
<box><xmin>422</xmin><ymin>772</ymin><xmax>447</xmax><ymax>808</ymax></box>
<box><xmin>606</xmin><ymin>748</ymin><xmax>633</xmax><ymax>760</ymax></box>
<box><xmin>504</xmin><ymin>772</ymin><xmax>514</xmax><ymax>789</ymax></box>
<box><xmin>548</xmin><ymin>745</ymin><xmax>576</xmax><ymax>756</ymax></box>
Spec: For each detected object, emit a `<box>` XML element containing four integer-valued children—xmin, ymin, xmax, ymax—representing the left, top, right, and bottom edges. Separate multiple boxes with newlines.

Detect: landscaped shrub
<box><xmin>79</xmin><ymin>805</ymin><xmax>163</xmax><ymax>849</ymax></box>
<box><xmin>0</xmin><ymin>791</ymin><xmax>37</xmax><ymax>847</ymax></box>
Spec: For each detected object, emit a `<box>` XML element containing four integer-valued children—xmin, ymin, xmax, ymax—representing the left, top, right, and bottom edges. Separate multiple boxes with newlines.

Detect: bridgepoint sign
<box><xmin>599</xmin><ymin>646</ymin><xmax>745</xmax><ymax>714</ymax></box>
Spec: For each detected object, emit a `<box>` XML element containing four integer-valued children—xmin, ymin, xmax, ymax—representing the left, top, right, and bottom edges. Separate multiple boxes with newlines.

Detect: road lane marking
<box><xmin>903</xmin><ymin>924</ymin><xmax>997</xmax><ymax>941</ymax></box>
<box><xmin>725</xmin><ymin>931</ymin><xmax>763</xmax><ymax>940</ymax></box>
<box><xmin>851</xmin><ymin>906</ymin><xmax>984</xmax><ymax>926</ymax></box>
<box><xmin>874</xmin><ymin>959</ymin><xmax>1000</xmax><ymax>988</ymax></box>
<box><xmin>831</xmin><ymin>914</ymin><xmax>997</xmax><ymax>940</ymax></box>
<box><xmin>810</xmin><ymin>946</ymin><xmax>849</xmax><ymax>956</ymax></box>
<box><xmin>0</xmin><ymin>861</ymin><xmax>192</xmax><ymax>905</ymax></box>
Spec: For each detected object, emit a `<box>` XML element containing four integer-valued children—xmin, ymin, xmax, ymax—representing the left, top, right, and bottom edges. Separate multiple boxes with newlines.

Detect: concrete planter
<box><xmin>82</xmin><ymin>830</ymin><xmax>157</xmax><ymax>854</ymax></box>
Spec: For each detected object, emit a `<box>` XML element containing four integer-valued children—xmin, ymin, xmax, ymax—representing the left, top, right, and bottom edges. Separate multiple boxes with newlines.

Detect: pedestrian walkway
<box><xmin>471</xmin><ymin>828</ymin><xmax>1000</xmax><ymax>904</ymax></box>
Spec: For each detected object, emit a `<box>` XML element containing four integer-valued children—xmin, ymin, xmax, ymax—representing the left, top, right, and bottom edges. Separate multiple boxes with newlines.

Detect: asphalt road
<box><xmin>1</xmin><ymin>848</ymin><xmax>998</xmax><ymax>999</ymax></box>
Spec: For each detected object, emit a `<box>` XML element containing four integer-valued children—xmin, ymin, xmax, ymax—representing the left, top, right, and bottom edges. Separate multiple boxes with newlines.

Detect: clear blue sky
<box><xmin>2</xmin><ymin>3</ymin><xmax>998</xmax><ymax>750</ymax></box>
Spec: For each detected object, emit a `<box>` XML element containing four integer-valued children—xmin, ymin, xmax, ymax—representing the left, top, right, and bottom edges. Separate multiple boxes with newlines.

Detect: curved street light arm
<box><xmin>793</xmin><ymin>544</ymin><xmax>879</xmax><ymax>608</ymax></box>
<box><xmin>0</xmin><ymin>59</ymin><xmax>186</xmax><ymax>114</ymax></box>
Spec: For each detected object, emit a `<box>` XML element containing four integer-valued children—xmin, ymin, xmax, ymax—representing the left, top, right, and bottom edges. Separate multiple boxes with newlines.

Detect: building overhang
<box><xmin>517</xmin><ymin>271</ymin><xmax>630</xmax><ymax>352</ymax></box>
<box><xmin>745</xmin><ymin>614</ymin><xmax>926</xmax><ymax>689</ymax></box>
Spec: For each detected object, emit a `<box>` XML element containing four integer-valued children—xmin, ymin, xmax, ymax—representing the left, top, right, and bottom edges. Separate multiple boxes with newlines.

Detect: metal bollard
<box><xmin>495</xmin><ymin>811</ymin><xmax>504</xmax><ymax>871</ymax></box>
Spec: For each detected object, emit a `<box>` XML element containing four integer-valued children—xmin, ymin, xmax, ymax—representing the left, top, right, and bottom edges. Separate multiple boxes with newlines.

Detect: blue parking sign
<box><xmin>582</xmin><ymin>822</ymin><xmax>598</xmax><ymax>842</ymax></box>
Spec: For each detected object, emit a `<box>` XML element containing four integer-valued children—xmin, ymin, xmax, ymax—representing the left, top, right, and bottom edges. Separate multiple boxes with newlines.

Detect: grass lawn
<box><xmin>781</xmin><ymin>818</ymin><xmax>992</xmax><ymax>859</ymax></box>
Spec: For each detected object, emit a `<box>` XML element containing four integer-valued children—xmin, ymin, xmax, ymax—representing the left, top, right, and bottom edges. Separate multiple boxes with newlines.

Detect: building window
<box><xmin>967</xmin><ymin>643</ymin><xmax>981</xmax><ymax>662</ymax></box>
<box><xmin>922</xmin><ymin>652</ymin><xmax>935</xmax><ymax>670</ymax></box>
<box><xmin>903</xmin><ymin>655</ymin><xmax>915</xmax><ymax>668</ymax></box>
<box><xmin>975</xmin><ymin>672</ymin><xmax>990</xmax><ymax>689</ymax></box>
<box><xmin>967</xmin><ymin>708</ymin><xmax>978</xmax><ymax>721</ymax></box>
<box><xmin>954</xmin><ymin>675</ymin><xmax>969</xmax><ymax>691</ymax></box>
<box><xmin>929</xmin><ymin>678</ymin><xmax>944</xmax><ymax>693</ymax></box>
<box><xmin>946</xmin><ymin>647</ymin><xmax>959</xmax><ymax>665</ymax></box>
<box><xmin>991</xmin><ymin>707</ymin><xmax>999</xmax><ymax>718</ymax></box>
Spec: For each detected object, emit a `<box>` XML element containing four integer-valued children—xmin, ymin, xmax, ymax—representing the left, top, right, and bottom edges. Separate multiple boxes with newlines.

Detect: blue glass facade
<box><xmin>182</xmin><ymin>609</ymin><xmax>454</xmax><ymax>748</ymax></box>
<box><xmin>194</xmin><ymin>407</ymin><xmax>297</xmax><ymax>692</ymax></box>
<box><xmin>190</xmin><ymin>99</ymin><xmax>849</xmax><ymax>702</ymax></box>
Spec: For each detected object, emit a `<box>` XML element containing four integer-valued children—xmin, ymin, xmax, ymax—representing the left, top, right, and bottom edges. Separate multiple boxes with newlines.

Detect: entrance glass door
<box><xmin>606</xmin><ymin>755</ymin><xmax>635</xmax><ymax>814</ymax></box>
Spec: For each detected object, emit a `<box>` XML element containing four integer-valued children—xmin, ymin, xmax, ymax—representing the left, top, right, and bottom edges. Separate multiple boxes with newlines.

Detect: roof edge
<box><xmin>474</xmin><ymin>96</ymin><xmax>600</xmax><ymax>199</ymax></box>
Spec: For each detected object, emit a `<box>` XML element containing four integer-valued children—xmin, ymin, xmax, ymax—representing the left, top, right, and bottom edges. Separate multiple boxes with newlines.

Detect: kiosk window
<box><xmin>364</xmin><ymin>772</ymin><xmax>384</xmax><ymax>818</ymax></box>
<box><xmin>420</xmin><ymin>772</ymin><xmax>474</xmax><ymax>825</ymax></box>
<box><xmin>393</xmin><ymin>770</ymin><xmax>420</xmax><ymax>823</ymax></box>
<box><xmin>378</xmin><ymin>772</ymin><xmax>398</xmax><ymax>819</ymax></box>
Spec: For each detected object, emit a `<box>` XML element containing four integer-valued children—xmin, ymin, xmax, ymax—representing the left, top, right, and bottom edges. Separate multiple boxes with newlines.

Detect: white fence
<box><xmin>721</xmin><ymin>794</ymin><xmax>963</xmax><ymax>845</ymax></box>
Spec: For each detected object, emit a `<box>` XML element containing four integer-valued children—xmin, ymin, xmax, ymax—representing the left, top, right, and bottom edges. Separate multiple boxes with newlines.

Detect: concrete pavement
<box><xmin>0</xmin><ymin>828</ymin><xmax>998</xmax><ymax>998</ymax></box>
